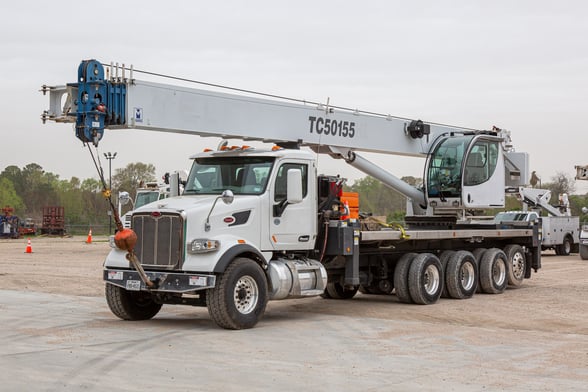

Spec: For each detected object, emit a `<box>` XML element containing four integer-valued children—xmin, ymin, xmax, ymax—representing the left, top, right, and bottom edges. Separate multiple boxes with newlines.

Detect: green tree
<box><xmin>112</xmin><ymin>162</ymin><xmax>157</xmax><ymax>200</ymax></box>
<box><xmin>347</xmin><ymin>176</ymin><xmax>420</xmax><ymax>222</ymax></box>
<box><xmin>544</xmin><ymin>171</ymin><xmax>576</xmax><ymax>201</ymax></box>
<box><xmin>0</xmin><ymin>177</ymin><xmax>25</xmax><ymax>213</ymax></box>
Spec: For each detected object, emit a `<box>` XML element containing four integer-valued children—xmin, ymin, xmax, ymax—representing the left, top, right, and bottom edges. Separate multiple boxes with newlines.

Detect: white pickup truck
<box><xmin>495</xmin><ymin>211</ymin><xmax>579</xmax><ymax>255</ymax></box>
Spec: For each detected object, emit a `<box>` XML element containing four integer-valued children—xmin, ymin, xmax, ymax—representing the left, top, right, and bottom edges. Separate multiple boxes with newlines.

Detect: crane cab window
<box><xmin>464</xmin><ymin>141</ymin><xmax>499</xmax><ymax>186</ymax></box>
<box><xmin>427</xmin><ymin>135</ymin><xmax>473</xmax><ymax>199</ymax></box>
<box><xmin>274</xmin><ymin>163</ymin><xmax>308</xmax><ymax>202</ymax></box>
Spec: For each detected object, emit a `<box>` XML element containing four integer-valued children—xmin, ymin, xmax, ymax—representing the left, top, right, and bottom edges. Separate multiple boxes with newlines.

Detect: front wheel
<box><xmin>105</xmin><ymin>283</ymin><xmax>162</xmax><ymax>320</ymax></box>
<box><xmin>207</xmin><ymin>258</ymin><xmax>268</xmax><ymax>330</ymax></box>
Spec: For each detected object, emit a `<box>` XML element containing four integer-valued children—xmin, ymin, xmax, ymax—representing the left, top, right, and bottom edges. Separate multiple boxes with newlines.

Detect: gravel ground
<box><xmin>1</xmin><ymin>236</ymin><xmax>587</xmax><ymax>391</ymax></box>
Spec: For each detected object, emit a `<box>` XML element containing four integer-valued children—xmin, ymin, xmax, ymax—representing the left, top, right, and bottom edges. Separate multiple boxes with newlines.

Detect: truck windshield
<box><xmin>184</xmin><ymin>157</ymin><xmax>274</xmax><ymax>195</ymax></box>
<box><xmin>135</xmin><ymin>191</ymin><xmax>161</xmax><ymax>208</ymax></box>
<box><xmin>495</xmin><ymin>212</ymin><xmax>537</xmax><ymax>222</ymax></box>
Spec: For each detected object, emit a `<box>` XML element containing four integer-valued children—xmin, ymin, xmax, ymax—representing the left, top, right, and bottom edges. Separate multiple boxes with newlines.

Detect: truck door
<box><xmin>462</xmin><ymin>138</ymin><xmax>505</xmax><ymax>208</ymax></box>
<box><xmin>269</xmin><ymin>161</ymin><xmax>316</xmax><ymax>250</ymax></box>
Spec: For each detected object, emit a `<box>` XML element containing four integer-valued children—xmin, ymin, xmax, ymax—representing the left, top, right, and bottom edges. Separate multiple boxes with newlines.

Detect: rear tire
<box><xmin>105</xmin><ymin>284</ymin><xmax>162</xmax><ymax>320</ymax></box>
<box><xmin>580</xmin><ymin>244</ymin><xmax>588</xmax><ymax>260</ymax></box>
<box><xmin>393</xmin><ymin>253</ymin><xmax>417</xmax><ymax>303</ymax></box>
<box><xmin>560</xmin><ymin>236</ymin><xmax>572</xmax><ymax>256</ymax></box>
<box><xmin>471</xmin><ymin>248</ymin><xmax>487</xmax><ymax>293</ymax></box>
<box><xmin>445</xmin><ymin>251</ymin><xmax>477</xmax><ymax>299</ymax></box>
<box><xmin>504</xmin><ymin>244</ymin><xmax>525</xmax><ymax>287</ymax></box>
<box><xmin>408</xmin><ymin>253</ymin><xmax>443</xmax><ymax>305</ymax></box>
<box><xmin>479</xmin><ymin>248</ymin><xmax>508</xmax><ymax>294</ymax></box>
<box><xmin>207</xmin><ymin>258</ymin><xmax>268</xmax><ymax>330</ymax></box>
<box><xmin>439</xmin><ymin>250</ymin><xmax>456</xmax><ymax>298</ymax></box>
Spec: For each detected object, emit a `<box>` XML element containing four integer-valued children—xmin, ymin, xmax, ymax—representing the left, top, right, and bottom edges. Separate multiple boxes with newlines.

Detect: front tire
<box><xmin>207</xmin><ymin>258</ymin><xmax>268</xmax><ymax>330</ymax></box>
<box><xmin>105</xmin><ymin>283</ymin><xmax>162</xmax><ymax>320</ymax></box>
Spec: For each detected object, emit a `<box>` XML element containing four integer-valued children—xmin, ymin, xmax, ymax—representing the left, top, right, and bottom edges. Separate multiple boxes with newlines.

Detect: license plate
<box><xmin>189</xmin><ymin>276</ymin><xmax>207</xmax><ymax>286</ymax></box>
<box><xmin>126</xmin><ymin>280</ymin><xmax>142</xmax><ymax>291</ymax></box>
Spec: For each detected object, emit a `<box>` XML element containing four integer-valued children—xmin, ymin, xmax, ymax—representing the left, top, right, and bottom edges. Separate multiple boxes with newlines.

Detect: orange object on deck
<box><xmin>86</xmin><ymin>229</ymin><xmax>92</xmax><ymax>244</ymax></box>
<box><xmin>341</xmin><ymin>192</ymin><xmax>359</xmax><ymax>219</ymax></box>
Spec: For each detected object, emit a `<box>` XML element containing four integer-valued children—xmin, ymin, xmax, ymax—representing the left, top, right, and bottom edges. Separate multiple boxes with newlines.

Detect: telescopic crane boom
<box><xmin>41</xmin><ymin>59</ymin><xmax>529</xmax><ymax>216</ymax></box>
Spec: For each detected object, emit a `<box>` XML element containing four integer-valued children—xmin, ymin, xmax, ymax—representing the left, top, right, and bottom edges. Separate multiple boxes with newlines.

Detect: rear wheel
<box><xmin>439</xmin><ymin>250</ymin><xmax>456</xmax><ymax>298</ymax></box>
<box><xmin>504</xmin><ymin>244</ymin><xmax>525</xmax><ymax>287</ymax></box>
<box><xmin>471</xmin><ymin>248</ymin><xmax>487</xmax><ymax>293</ymax></box>
<box><xmin>580</xmin><ymin>244</ymin><xmax>588</xmax><ymax>260</ymax></box>
<box><xmin>560</xmin><ymin>236</ymin><xmax>572</xmax><ymax>256</ymax></box>
<box><xmin>105</xmin><ymin>284</ymin><xmax>162</xmax><ymax>320</ymax></box>
<box><xmin>207</xmin><ymin>258</ymin><xmax>268</xmax><ymax>330</ymax></box>
<box><xmin>479</xmin><ymin>248</ymin><xmax>508</xmax><ymax>294</ymax></box>
<box><xmin>393</xmin><ymin>253</ymin><xmax>417</xmax><ymax>303</ymax></box>
<box><xmin>408</xmin><ymin>253</ymin><xmax>443</xmax><ymax>305</ymax></box>
<box><xmin>445</xmin><ymin>251</ymin><xmax>477</xmax><ymax>299</ymax></box>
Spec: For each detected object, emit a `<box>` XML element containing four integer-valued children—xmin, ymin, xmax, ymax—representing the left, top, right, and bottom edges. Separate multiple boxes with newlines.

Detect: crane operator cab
<box><xmin>425</xmin><ymin>133</ymin><xmax>505</xmax><ymax>215</ymax></box>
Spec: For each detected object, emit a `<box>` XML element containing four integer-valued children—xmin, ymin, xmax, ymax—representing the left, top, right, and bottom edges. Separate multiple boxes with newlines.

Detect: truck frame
<box><xmin>42</xmin><ymin>60</ymin><xmax>541</xmax><ymax>329</ymax></box>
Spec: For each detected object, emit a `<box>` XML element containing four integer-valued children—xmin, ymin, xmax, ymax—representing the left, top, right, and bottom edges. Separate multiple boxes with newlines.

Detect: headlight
<box><xmin>188</xmin><ymin>239</ymin><xmax>220</xmax><ymax>254</ymax></box>
<box><xmin>109</xmin><ymin>235</ymin><xmax>117</xmax><ymax>249</ymax></box>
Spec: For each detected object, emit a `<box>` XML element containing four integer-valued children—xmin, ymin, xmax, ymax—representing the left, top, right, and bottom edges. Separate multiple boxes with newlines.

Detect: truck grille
<box><xmin>132</xmin><ymin>212</ymin><xmax>184</xmax><ymax>269</ymax></box>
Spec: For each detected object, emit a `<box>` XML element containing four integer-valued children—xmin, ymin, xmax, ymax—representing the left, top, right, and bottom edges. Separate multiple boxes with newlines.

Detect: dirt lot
<box><xmin>1</xmin><ymin>236</ymin><xmax>588</xmax><ymax>390</ymax></box>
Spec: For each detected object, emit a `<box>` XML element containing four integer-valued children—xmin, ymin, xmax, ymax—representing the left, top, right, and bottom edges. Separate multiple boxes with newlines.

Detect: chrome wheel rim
<box><xmin>461</xmin><ymin>262</ymin><xmax>476</xmax><ymax>291</ymax></box>
<box><xmin>424</xmin><ymin>264</ymin><xmax>440</xmax><ymax>295</ymax></box>
<box><xmin>234</xmin><ymin>275</ymin><xmax>258</xmax><ymax>314</ymax></box>
<box><xmin>512</xmin><ymin>252</ymin><xmax>525</xmax><ymax>280</ymax></box>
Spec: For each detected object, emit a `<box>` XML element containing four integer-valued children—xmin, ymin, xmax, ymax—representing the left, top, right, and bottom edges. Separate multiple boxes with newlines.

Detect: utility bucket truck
<box><xmin>575</xmin><ymin>165</ymin><xmax>588</xmax><ymax>259</ymax></box>
<box><xmin>42</xmin><ymin>60</ymin><xmax>542</xmax><ymax>329</ymax></box>
<box><xmin>494</xmin><ymin>187</ymin><xmax>580</xmax><ymax>256</ymax></box>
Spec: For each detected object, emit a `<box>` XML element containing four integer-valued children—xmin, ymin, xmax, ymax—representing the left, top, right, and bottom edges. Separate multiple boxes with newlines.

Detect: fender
<box><xmin>213</xmin><ymin>244</ymin><xmax>267</xmax><ymax>273</ymax></box>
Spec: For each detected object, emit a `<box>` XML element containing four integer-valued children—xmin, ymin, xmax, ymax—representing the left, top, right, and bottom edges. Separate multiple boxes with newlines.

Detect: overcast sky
<box><xmin>2</xmin><ymin>0</ymin><xmax>587</xmax><ymax>194</ymax></box>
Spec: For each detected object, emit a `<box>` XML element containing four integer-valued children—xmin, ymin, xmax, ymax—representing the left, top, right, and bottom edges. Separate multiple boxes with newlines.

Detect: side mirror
<box><xmin>286</xmin><ymin>169</ymin><xmax>303</xmax><ymax>204</ymax></box>
<box><xmin>221</xmin><ymin>189</ymin><xmax>234</xmax><ymax>204</ymax></box>
<box><xmin>118</xmin><ymin>191</ymin><xmax>131</xmax><ymax>206</ymax></box>
<box><xmin>205</xmin><ymin>190</ymin><xmax>234</xmax><ymax>232</ymax></box>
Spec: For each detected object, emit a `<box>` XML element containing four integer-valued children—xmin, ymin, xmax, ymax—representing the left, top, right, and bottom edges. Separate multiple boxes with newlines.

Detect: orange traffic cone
<box><xmin>86</xmin><ymin>229</ymin><xmax>92</xmax><ymax>244</ymax></box>
<box><xmin>25</xmin><ymin>239</ymin><xmax>33</xmax><ymax>253</ymax></box>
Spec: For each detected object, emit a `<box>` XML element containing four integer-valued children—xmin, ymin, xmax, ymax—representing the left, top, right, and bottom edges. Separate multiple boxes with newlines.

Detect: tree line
<box><xmin>0</xmin><ymin>163</ymin><xmax>156</xmax><ymax>235</ymax></box>
<box><xmin>1</xmin><ymin>163</ymin><xmax>587</xmax><ymax>235</ymax></box>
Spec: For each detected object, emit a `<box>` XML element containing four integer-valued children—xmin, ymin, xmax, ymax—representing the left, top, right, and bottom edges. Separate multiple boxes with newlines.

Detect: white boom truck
<box><xmin>495</xmin><ymin>187</ymin><xmax>579</xmax><ymax>255</ymax></box>
<box><xmin>41</xmin><ymin>60</ymin><xmax>542</xmax><ymax>329</ymax></box>
<box><xmin>575</xmin><ymin>165</ymin><xmax>588</xmax><ymax>259</ymax></box>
